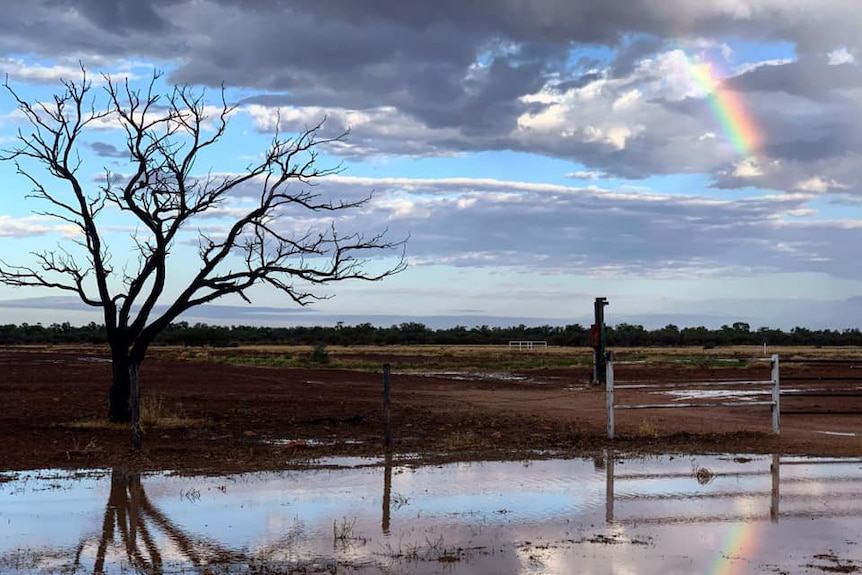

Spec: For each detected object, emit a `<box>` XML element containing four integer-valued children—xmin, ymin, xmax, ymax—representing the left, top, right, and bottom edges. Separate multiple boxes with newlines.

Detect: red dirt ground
<box><xmin>2</xmin><ymin>348</ymin><xmax>861</xmax><ymax>473</ymax></box>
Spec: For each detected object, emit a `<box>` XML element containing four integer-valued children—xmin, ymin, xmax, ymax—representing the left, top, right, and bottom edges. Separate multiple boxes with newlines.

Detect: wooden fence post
<box><xmin>383</xmin><ymin>363</ymin><xmax>392</xmax><ymax>448</ymax></box>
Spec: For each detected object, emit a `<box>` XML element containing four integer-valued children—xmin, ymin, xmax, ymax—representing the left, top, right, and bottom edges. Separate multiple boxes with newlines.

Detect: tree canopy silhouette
<box><xmin>0</xmin><ymin>68</ymin><xmax>406</xmax><ymax>446</ymax></box>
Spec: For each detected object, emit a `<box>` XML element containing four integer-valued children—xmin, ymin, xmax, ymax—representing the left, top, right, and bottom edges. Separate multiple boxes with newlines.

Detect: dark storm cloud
<box><xmin>609</xmin><ymin>35</ymin><xmax>666</xmax><ymax>78</ymax></box>
<box><xmin>727</xmin><ymin>59</ymin><xmax>862</xmax><ymax>100</ymax></box>
<box><xmin>86</xmin><ymin>141</ymin><xmax>129</xmax><ymax>158</ymax></box>
<box><xmin>166</xmin><ymin>5</ymin><xmax>568</xmax><ymax>136</ymax></box>
<box><xmin>2</xmin><ymin>1</ymin><xmax>862</xmax><ymax>189</ymax></box>
<box><xmin>282</xmin><ymin>0</ymin><xmax>659</xmax><ymax>45</ymax></box>
<box><xmin>54</xmin><ymin>0</ymin><xmax>175</xmax><ymax>33</ymax></box>
<box><xmin>0</xmin><ymin>2</ymin><xmax>185</xmax><ymax>59</ymax></box>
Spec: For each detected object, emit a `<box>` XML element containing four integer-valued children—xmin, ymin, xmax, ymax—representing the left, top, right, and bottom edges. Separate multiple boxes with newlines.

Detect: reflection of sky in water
<box><xmin>1</xmin><ymin>455</ymin><xmax>861</xmax><ymax>574</ymax></box>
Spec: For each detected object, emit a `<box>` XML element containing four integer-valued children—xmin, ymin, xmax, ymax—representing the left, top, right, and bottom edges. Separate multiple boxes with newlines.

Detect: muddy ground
<box><xmin>1</xmin><ymin>346</ymin><xmax>861</xmax><ymax>473</ymax></box>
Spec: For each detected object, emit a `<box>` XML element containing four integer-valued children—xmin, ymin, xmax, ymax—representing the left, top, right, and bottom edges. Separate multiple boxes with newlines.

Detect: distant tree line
<box><xmin>1</xmin><ymin>320</ymin><xmax>861</xmax><ymax>348</ymax></box>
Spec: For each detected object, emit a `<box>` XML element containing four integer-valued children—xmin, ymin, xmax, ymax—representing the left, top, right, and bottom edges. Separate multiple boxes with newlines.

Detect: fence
<box><xmin>604</xmin><ymin>451</ymin><xmax>862</xmax><ymax>524</ymax></box>
<box><xmin>606</xmin><ymin>353</ymin><xmax>780</xmax><ymax>439</ymax></box>
<box><xmin>779</xmin><ymin>358</ymin><xmax>862</xmax><ymax>416</ymax></box>
<box><xmin>507</xmin><ymin>340</ymin><xmax>548</xmax><ymax>350</ymax></box>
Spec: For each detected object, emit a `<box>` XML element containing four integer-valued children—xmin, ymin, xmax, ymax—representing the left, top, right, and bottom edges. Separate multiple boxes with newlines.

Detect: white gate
<box><xmin>605</xmin><ymin>354</ymin><xmax>780</xmax><ymax>439</ymax></box>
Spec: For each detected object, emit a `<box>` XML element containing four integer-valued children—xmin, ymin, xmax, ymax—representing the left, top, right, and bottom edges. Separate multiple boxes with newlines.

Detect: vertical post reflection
<box><xmin>383</xmin><ymin>363</ymin><xmax>392</xmax><ymax>448</ymax></box>
<box><xmin>382</xmin><ymin>451</ymin><xmax>393</xmax><ymax>535</ymax></box>
<box><xmin>770</xmin><ymin>453</ymin><xmax>780</xmax><ymax>522</ymax></box>
<box><xmin>605</xmin><ymin>449</ymin><xmax>615</xmax><ymax>523</ymax></box>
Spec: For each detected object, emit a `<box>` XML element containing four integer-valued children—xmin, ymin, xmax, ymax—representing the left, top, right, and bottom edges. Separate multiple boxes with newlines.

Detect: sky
<box><xmin>1</xmin><ymin>0</ymin><xmax>862</xmax><ymax>331</ymax></box>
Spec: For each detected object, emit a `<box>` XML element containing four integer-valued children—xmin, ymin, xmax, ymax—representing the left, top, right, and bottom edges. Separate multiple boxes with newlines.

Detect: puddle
<box><xmin>662</xmin><ymin>388</ymin><xmax>773</xmax><ymax>401</ymax></box>
<box><xmin>264</xmin><ymin>438</ymin><xmax>366</xmax><ymax>448</ymax></box>
<box><xmin>420</xmin><ymin>371</ymin><xmax>530</xmax><ymax>382</ymax></box>
<box><xmin>76</xmin><ymin>356</ymin><xmax>112</xmax><ymax>363</ymax></box>
<box><xmin>2</xmin><ymin>454</ymin><xmax>862</xmax><ymax>574</ymax></box>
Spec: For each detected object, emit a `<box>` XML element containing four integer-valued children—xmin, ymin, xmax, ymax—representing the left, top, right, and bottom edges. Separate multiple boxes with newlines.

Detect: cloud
<box><xmin>0</xmin><ymin>215</ymin><xmax>76</xmax><ymax>238</ymax></box>
<box><xmin>0</xmin><ymin>58</ymin><xmax>88</xmax><ymax>85</ymax></box>
<box><xmin>794</xmin><ymin>176</ymin><xmax>850</xmax><ymax>193</ymax></box>
<box><xmin>313</xmin><ymin>175</ymin><xmax>862</xmax><ymax>281</ymax></box>
<box><xmin>566</xmin><ymin>170</ymin><xmax>606</xmax><ymax>180</ymax></box>
<box><xmin>87</xmin><ymin>141</ymin><xmax>129</xmax><ymax>158</ymax></box>
<box><xmin>828</xmin><ymin>47</ymin><xmax>856</xmax><ymax>66</ymax></box>
<box><xmin>0</xmin><ymin>1</ymin><xmax>859</xmax><ymax>194</ymax></box>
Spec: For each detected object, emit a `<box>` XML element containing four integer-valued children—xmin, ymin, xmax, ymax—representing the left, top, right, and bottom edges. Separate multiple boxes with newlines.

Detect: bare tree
<box><xmin>0</xmin><ymin>68</ymin><xmax>406</xmax><ymax>447</ymax></box>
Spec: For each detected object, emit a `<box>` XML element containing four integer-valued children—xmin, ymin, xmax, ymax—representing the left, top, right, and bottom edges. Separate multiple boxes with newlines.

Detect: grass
<box><xmin>332</xmin><ymin>516</ymin><xmax>356</xmax><ymax>543</ymax></box>
<box><xmin>66</xmin><ymin>393</ymin><xmax>206</xmax><ymax>431</ymax></box>
<box><xmin>167</xmin><ymin>344</ymin><xmax>596</xmax><ymax>372</ymax></box>
<box><xmin>637</xmin><ymin>419</ymin><xmax>660</xmax><ymax>438</ymax></box>
<box><xmin>14</xmin><ymin>342</ymin><xmax>862</xmax><ymax>374</ymax></box>
<box><xmin>332</xmin><ymin>516</ymin><xmax>367</xmax><ymax>549</ymax></box>
<box><xmin>156</xmin><ymin>343</ymin><xmax>862</xmax><ymax>374</ymax></box>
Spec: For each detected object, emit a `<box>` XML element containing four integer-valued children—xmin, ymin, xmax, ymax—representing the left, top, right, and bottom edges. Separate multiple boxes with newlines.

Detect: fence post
<box><xmin>771</xmin><ymin>354</ymin><xmax>780</xmax><ymax>435</ymax></box>
<box><xmin>383</xmin><ymin>363</ymin><xmax>392</xmax><ymax>448</ymax></box>
<box><xmin>606</xmin><ymin>352</ymin><xmax>615</xmax><ymax>439</ymax></box>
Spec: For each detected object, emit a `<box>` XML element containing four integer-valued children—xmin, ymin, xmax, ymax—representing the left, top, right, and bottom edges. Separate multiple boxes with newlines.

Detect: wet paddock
<box><xmin>2</xmin><ymin>453</ymin><xmax>861</xmax><ymax>574</ymax></box>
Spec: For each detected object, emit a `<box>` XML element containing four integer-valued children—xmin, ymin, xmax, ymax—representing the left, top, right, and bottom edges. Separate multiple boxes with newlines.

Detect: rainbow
<box><xmin>686</xmin><ymin>56</ymin><xmax>763</xmax><ymax>157</ymax></box>
<box><xmin>709</xmin><ymin>521</ymin><xmax>762</xmax><ymax>574</ymax></box>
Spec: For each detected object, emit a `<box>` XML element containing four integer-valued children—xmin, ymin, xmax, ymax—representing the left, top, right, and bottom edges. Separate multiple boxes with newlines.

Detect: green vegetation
<box><xmin>178</xmin><ymin>345</ymin><xmax>596</xmax><ymax>372</ymax></box>
<box><xmin>0</xmin><ymin>319</ymin><xmax>861</xmax><ymax>348</ymax></box>
<box><xmin>111</xmin><ymin>342</ymin><xmax>849</xmax><ymax>374</ymax></box>
<box><xmin>311</xmin><ymin>344</ymin><xmax>331</xmax><ymax>365</ymax></box>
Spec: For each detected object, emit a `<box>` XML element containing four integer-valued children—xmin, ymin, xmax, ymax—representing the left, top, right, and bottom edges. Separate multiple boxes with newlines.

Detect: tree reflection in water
<box><xmin>74</xmin><ymin>469</ymin><xmax>241</xmax><ymax>574</ymax></box>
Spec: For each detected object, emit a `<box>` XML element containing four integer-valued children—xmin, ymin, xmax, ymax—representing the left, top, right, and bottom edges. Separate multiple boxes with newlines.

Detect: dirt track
<box><xmin>2</xmin><ymin>346</ymin><xmax>861</xmax><ymax>473</ymax></box>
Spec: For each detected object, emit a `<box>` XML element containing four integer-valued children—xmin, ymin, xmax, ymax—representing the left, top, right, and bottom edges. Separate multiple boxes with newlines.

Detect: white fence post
<box><xmin>606</xmin><ymin>353</ymin><xmax>615</xmax><ymax>439</ymax></box>
<box><xmin>508</xmin><ymin>340</ymin><xmax>548</xmax><ymax>350</ymax></box>
<box><xmin>771</xmin><ymin>353</ymin><xmax>781</xmax><ymax>435</ymax></box>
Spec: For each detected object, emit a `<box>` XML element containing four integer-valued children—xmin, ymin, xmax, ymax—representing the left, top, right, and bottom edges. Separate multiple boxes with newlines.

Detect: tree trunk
<box><xmin>108</xmin><ymin>352</ymin><xmax>145</xmax><ymax>449</ymax></box>
<box><xmin>108</xmin><ymin>350</ymin><xmax>138</xmax><ymax>424</ymax></box>
<box><xmin>130</xmin><ymin>362</ymin><xmax>143</xmax><ymax>451</ymax></box>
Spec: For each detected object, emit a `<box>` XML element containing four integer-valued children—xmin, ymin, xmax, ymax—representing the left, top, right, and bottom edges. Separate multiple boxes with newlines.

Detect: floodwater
<box><xmin>2</xmin><ymin>454</ymin><xmax>861</xmax><ymax>574</ymax></box>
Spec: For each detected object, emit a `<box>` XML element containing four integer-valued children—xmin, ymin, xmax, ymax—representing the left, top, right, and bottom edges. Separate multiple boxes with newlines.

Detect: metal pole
<box><xmin>593</xmin><ymin>297</ymin><xmax>609</xmax><ymax>384</ymax></box>
<box><xmin>383</xmin><ymin>363</ymin><xmax>392</xmax><ymax>448</ymax></box>
<box><xmin>771</xmin><ymin>354</ymin><xmax>780</xmax><ymax>435</ymax></box>
<box><xmin>592</xmin><ymin>346</ymin><xmax>599</xmax><ymax>385</ymax></box>
<box><xmin>606</xmin><ymin>352</ymin><xmax>615</xmax><ymax>439</ymax></box>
